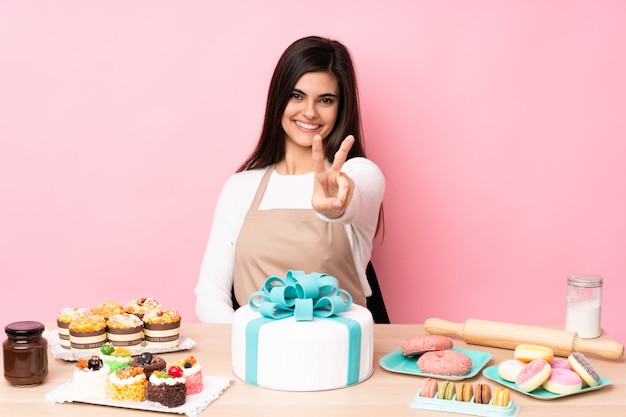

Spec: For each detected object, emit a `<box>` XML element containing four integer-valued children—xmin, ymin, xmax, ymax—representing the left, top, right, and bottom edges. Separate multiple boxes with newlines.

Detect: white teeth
<box><xmin>296</xmin><ymin>121</ymin><xmax>320</xmax><ymax>130</ymax></box>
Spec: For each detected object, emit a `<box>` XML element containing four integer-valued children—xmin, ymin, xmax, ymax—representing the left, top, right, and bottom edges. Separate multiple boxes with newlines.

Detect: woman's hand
<box><xmin>311</xmin><ymin>134</ymin><xmax>355</xmax><ymax>218</ymax></box>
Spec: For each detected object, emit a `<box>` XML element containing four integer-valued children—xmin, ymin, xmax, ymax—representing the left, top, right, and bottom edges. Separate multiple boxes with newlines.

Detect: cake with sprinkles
<box><xmin>143</xmin><ymin>308</ymin><xmax>181</xmax><ymax>348</ymax></box>
<box><xmin>72</xmin><ymin>356</ymin><xmax>110</xmax><ymax>399</ymax></box>
<box><xmin>107</xmin><ymin>366</ymin><xmax>147</xmax><ymax>401</ymax></box>
<box><xmin>147</xmin><ymin>365</ymin><xmax>187</xmax><ymax>408</ymax></box>
<box><xmin>106</xmin><ymin>313</ymin><xmax>144</xmax><ymax>347</ymax></box>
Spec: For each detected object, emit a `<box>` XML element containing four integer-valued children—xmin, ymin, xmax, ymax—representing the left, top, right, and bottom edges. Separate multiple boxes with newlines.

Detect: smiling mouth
<box><xmin>295</xmin><ymin>120</ymin><xmax>320</xmax><ymax>130</ymax></box>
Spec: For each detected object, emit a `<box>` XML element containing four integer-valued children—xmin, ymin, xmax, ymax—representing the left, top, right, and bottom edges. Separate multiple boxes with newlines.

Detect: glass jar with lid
<box><xmin>565</xmin><ymin>274</ymin><xmax>603</xmax><ymax>339</ymax></box>
<box><xmin>3</xmin><ymin>321</ymin><xmax>49</xmax><ymax>386</ymax></box>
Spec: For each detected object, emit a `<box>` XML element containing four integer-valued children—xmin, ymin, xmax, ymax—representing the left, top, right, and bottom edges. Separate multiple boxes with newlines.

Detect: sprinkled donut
<box><xmin>417</xmin><ymin>349</ymin><xmax>473</xmax><ymax>376</ymax></box>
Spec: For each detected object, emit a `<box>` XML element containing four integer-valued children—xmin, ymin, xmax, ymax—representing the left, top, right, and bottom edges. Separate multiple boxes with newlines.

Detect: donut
<box><xmin>437</xmin><ymin>380</ymin><xmax>456</xmax><ymax>400</ymax></box>
<box><xmin>420</xmin><ymin>377</ymin><xmax>438</xmax><ymax>398</ymax></box>
<box><xmin>514</xmin><ymin>344</ymin><xmax>554</xmax><ymax>363</ymax></box>
<box><xmin>401</xmin><ymin>335</ymin><xmax>453</xmax><ymax>357</ymax></box>
<box><xmin>474</xmin><ymin>383</ymin><xmax>492</xmax><ymax>404</ymax></box>
<box><xmin>515</xmin><ymin>359</ymin><xmax>552</xmax><ymax>392</ymax></box>
<box><xmin>542</xmin><ymin>368</ymin><xmax>583</xmax><ymax>395</ymax></box>
<box><xmin>456</xmin><ymin>382</ymin><xmax>473</xmax><ymax>402</ymax></box>
<box><xmin>417</xmin><ymin>350</ymin><xmax>473</xmax><ymax>376</ymax></box>
<box><xmin>550</xmin><ymin>357</ymin><xmax>572</xmax><ymax>370</ymax></box>
<box><xmin>568</xmin><ymin>352</ymin><xmax>601</xmax><ymax>387</ymax></box>
<box><xmin>493</xmin><ymin>387</ymin><xmax>511</xmax><ymax>407</ymax></box>
<box><xmin>497</xmin><ymin>359</ymin><xmax>526</xmax><ymax>382</ymax></box>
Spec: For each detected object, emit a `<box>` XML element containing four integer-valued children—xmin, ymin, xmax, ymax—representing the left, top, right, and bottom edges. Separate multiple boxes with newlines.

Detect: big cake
<box><xmin>231</xmin><ymin>271</ymin><xmax>374</xmax><ymax>391</ymax></box>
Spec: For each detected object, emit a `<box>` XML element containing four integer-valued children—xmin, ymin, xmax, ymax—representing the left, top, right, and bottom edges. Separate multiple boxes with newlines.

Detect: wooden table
<box><xmin>1</xmin><ymin>323</ymin><xmax>624</xmax><ymax>416</ymax></box>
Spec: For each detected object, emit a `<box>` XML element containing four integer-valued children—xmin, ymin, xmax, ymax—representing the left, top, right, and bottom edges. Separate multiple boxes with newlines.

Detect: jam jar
<box><xmin>3</xmin><ymin>321</ymin><xmax>48</xmax><ymax>386</ymax></box>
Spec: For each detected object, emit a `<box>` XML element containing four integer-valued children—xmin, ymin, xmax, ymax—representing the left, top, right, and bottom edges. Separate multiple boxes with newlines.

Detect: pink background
<box><xmin>1</xmin><ymin>1</ymin><xmax>625</xmax><ymax>345</ymax></box>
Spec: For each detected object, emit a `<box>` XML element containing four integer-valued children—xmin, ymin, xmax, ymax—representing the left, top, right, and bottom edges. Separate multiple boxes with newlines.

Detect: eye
<box><xmin>290</xmin><ymin>92</ymin><xmax>303</xmax><ymax>100</ymax></box>
<box><xmin>320</xmin><ymin>97</ymin><xmax>335</xmax><ymax>105</ymax></box>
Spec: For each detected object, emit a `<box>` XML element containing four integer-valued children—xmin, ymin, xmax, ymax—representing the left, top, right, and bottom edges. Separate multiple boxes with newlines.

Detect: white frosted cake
<box><xmin>232</xmin><ymin>303</ymin><xmax>374</xmax><ymax>391</ymax></box>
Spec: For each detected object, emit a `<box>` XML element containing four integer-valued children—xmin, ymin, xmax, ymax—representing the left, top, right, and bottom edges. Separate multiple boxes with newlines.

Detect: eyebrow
<box><xmin>292</xmin><ymin>88</ymin><xmax>339</xmax><ymax>99</ymax></box>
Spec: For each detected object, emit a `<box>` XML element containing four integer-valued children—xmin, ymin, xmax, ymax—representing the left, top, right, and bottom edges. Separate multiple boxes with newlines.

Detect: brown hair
<box><xmin>238</xmin><ymin>36</ymin><xmax>365</xmax><ymax>171</ymax></box>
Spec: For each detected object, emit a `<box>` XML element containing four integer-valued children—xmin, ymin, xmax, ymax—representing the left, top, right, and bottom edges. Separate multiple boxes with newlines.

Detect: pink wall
<box><xmin>1</xmin><ymin>1</ymin><xmax>625</xmax><ymax>345</ymax></box>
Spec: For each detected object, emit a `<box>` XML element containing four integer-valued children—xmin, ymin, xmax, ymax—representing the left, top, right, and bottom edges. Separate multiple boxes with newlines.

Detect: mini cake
<box><xmin>147</xmin><ymin>365</ymin><xmax>186</xmax><ymax>408</ymax></box>
<box><xmin>107</xmin><ymin>366</ymin><xmax>147</xmax><ymax>402</ymax></box>
<box><xmin>173</xmin><ymin>355</ymin><xmax>203</xmax><ymax>395</ymax></box>
<box><xmin>106</xmin><ymin>313</ymin><xmax>144</xmax><ymax>347</ymax></box>
<box><xmin>57</xmin><ymin>307</ymin><xmax>93</xmax><ymax>349</ymax></box>
<box><xmin>143</xmin><ymin>309</ymin><xmax>181</xmax><ymax>348</ymax></box>
<box><xmin>125</xmin><ymin>297</ymin><xmax>162</xmax><ymax>319</ymax></box>
<box><xmin>91</xmin><ymin>300</ymin><xmax>125</xmax><ymax>319</ymax></box>
<box><xmin>69</xmin><ymin>315</ymin><xmax>107</xmax><ymax>354</ymax></box>
<box><xmin>100</xmin><ymin>342</ymin><xmax>132</xmax><ymax>372</ymax></box>
<box><xmin>72</xmin><ymin>356</ymin><xmax>110</xmax><ymax>399</ymax></box>
<box><xmin>131</xmin><ymin>352</ymin><xmax>166</xmax><ymax>378</ymax></box>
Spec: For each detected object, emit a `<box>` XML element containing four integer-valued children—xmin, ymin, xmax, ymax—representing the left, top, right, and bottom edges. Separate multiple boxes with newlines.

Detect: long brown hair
<box><xmin>238</xmin><ymin>36</ymin><xmax>366</xmax><ymax>171</ymax></box>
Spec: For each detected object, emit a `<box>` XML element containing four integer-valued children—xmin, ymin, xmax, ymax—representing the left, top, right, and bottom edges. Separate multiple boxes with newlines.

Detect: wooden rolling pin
<box><xmin>424</xmin><ymin>318</ymin><xmax>624</xmax><ymax>360</ymax></box>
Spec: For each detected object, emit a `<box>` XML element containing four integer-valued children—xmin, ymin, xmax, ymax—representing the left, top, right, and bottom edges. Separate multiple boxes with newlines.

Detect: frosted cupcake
<box><xmin>106</xmin><ymin>313</ymin><xmax>144</xmax><ymax>347</ymax></box>
<box><xmin>56</xmin><ymin>307</ymin><xmax>93</xmax><ymax>349</ymax></box>
<box><xmin>72</xmin><ymin>356</ymin><xmax>110</xmax><ymax>399</ymax></box>
<box><xmin>69</xmin><ymin>315</ymin><xmax>107</xmax><ymax>354</ymax></box>
<box><xmin>143</xmin><ymin>309</ymin><xmax>181</xmax><ymax>348</ymax></box>
<box><xmin>125</xmin><ymin>297</ymin><xmax>162</xmax><ymax>319</ymax></box>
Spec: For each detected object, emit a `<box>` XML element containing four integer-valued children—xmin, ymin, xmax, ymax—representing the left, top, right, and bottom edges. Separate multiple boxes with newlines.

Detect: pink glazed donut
<box><xmin>542</xmin><ymin>368</ymin><xmax>583</xmax><ymax>395</ymax></box>
<box><xmin>417</xmin><ymin>349</ymin><xmax>473</xmax><ymax>376</ymax></box>
<box><xmin>515</xmin><ymin>359</ymin><xmax>552</xmax><ymax>392</ymax></box>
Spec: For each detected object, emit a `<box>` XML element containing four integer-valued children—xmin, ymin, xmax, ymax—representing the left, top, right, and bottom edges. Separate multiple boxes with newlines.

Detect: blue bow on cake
<box><xmin>248</xmin><ymin>270</ymin><xmax>353</xmax><ymax>321</ymax></box>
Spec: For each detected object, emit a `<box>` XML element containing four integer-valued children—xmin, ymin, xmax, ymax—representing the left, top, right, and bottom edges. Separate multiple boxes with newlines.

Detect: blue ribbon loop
<box><xmin>248</xmin><ymin>270</ymin><xmax>353</xmax><ymax>321</ymax></box>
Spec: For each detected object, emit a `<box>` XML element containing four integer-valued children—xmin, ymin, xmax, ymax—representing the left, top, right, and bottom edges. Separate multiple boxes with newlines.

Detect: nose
<box><xmin>302</xmin><ymin>99</ymin><xmax>317</xmax><ymax>119</ymax></box>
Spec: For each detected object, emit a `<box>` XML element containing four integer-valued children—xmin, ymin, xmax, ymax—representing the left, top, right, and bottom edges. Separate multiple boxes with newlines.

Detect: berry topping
<box><xmin>184</xmin><ymin>361</ymin><xmax>192</xmax><ymax>368</ymax></box>
<box><xmin>88</xmin><ymin>356</ymin><xmax>103</xmax><ymax>371</ymax></box>
<box><xmin>100</xmin><ymin>342</ymin><xmax>115</xmax><ymax>355</ymax></box>
<box><xmin>138</xmin><ymin>352</ymin><xmax>153</xmax><ymax>365</ymax></box>
<box><xmin>168</xmin><ymin>365</ymin><xmax>183</xmax><ymax>378</ymax></box>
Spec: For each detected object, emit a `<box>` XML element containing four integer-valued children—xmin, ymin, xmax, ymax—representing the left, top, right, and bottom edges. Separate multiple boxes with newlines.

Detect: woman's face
<box><xmin>281</xmin><ymin>71</ymin><xmax>340</xmax><ymax>149</ymax></box>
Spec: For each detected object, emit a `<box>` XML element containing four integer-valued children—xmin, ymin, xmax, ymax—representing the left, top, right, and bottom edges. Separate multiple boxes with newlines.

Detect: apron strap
<box><xmin>249</xmin><ymin>165</ymin><xmax>275</xmax><ymax>210</ymax></box>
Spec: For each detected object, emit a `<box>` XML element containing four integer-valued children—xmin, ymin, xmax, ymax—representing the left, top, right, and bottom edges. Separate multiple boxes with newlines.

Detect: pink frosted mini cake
<box><xmin>173</xmin><ymin>355</ymin><xmax>203</xmax><ymax>395</ymax></box>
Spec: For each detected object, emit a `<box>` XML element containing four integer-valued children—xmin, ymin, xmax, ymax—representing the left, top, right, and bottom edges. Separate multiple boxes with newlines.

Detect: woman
<box><xmin>194</xmin><ymin>36</ymin><xmax>385</xmax><ymax>323</ymax></box>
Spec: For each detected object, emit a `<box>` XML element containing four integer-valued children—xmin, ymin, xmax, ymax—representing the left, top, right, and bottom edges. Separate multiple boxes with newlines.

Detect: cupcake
<box><xmin>143</xmin><ymin>309</ymin><xmax>181</xmax><ymax>348</ymax></box>
<box><xmin>100</xmin><ymin>342</ymin><xmax>132</xmax><ymax>372</ymax></box>
<box><xmin>131</xmin><ymin>352</ymin><xmax>166</xmax><ymax>378</ymax></box>
<box><xmin>56</xmin><ymin>307</ymin><xmax>93</xmax><ymax>349</ymax></box>
<box><xmin>107</xmin><ymin>366</ymin><xmax>147</xmax><ymax>402</ymax></box>
<box><xmin>72</xmin><ymin>356</ymin><xmax>110</xmax><ymax>399</ymax></box>
<box><xmin>173</xmin><ymin>355</ymin><xmax>203</xmax><ymax>395</ymax></box>
<box><xmin>69</xmin><ymin>315</ymin><xmax>107</xmax><ymax>354</ymax></box>
<box><xmin>147</xmin><ymin>365</ymin><xmax>186</xmax><ymax>408</ymax></box>
<box><xmin>91</xmin><ymin>300</ymin><xmax>124</xmax><ymax>319</ymax></box>
<box><xmin>125</xmin><ymin>297</ymin><xmax>162</xmax><ymax>319</ymax></box>
<box><xmin>106</xmin><ymin>313</ymin><xmax>144</xmax><ymax>347</ymax></box>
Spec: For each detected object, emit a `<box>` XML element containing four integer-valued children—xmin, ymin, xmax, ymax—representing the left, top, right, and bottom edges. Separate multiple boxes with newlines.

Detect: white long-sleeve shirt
<box><xmin>194</xmin><ymin>157</ymin><xmax>385</xmax><ymax>323</ymax></box>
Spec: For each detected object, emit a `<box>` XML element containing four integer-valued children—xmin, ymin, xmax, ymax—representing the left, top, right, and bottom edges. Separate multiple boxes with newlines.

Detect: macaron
<box><xmin>492</xmin><ymin>387</ymin><xmax>511</xmax><ymax>407</ymax></box>
<box><xmin>437</xmin><ymin>380</ymin><xmax>456</xmax><ymax>400</ymax></box>
<box><xmin>542</xmin><ymin>368</ymin><xmax>583</xmax><ymax>395</ymax></box>
<box><xmin>456</xmin><ymin>382</ymin><xmax>473</xmax><ymax>402</ymax></box>
<box><xmin>474</xmin><ymin>383</ymin><xmax>491</xmax><ymax>404</ymax></box>
<box><xmin>514</xmin><ymin>344</ymin><xmax>554</xmax><ymax>363</ymax></box>
<box><xmin>515</xmin><ymin>359</ymin><xmax>552</xmax><ymax>392</ymax></box>
<box><xmin>568</xmin><ymin>352</ymin><xmax>601</xmax><ymax>387</ymax></box>
<box><xmin>420</xmin><ymin>377</ymin><xmax>438</xmax><ymax>398</ymax></box>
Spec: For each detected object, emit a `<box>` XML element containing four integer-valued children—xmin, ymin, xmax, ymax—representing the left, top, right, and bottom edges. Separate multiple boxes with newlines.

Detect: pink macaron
<box><xmin>515</xmin><ymin>359</ymin><xmax>552</xmax><ymax>392</ymax></box>
<box><xmin>420</xmin><ymin>377</ymin><xmax>439</xmax><ymax>398</ymax></box>
<box><xmin>542</xmin><ymin>368</ymin><xmax>583</xmax><ymax>395</ymax></box>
